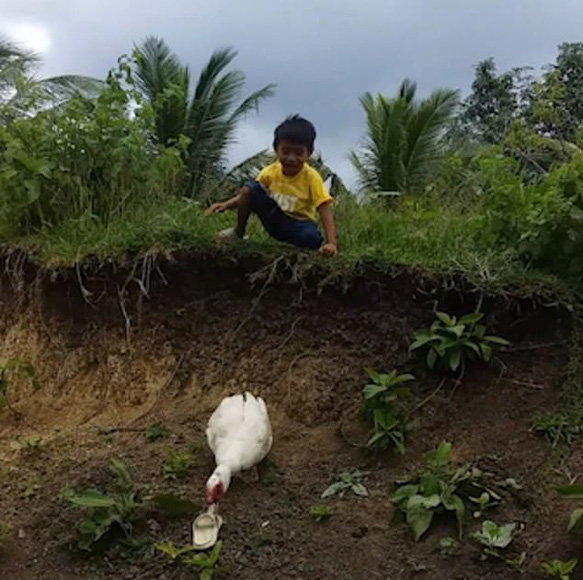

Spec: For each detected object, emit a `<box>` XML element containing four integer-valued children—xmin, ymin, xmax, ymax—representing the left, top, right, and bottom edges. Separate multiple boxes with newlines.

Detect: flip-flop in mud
<box><xmin>192</xmin><ymin>511</ymin><xmax>223</xmax><ymax>550</ymax></box>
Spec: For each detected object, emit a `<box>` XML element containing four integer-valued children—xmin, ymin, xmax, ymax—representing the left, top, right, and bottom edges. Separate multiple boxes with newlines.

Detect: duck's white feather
<box><xmin>206</xmin><ymin>392</ymin><xmax>273</xmax><ymax>475</ymax></box>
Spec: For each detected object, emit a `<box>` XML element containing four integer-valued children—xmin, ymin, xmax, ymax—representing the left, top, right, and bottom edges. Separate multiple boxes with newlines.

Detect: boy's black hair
<box><xmin>273</xmin><ymin>115</ymin><xmax>316</xmax><ymax>153</ymax></box>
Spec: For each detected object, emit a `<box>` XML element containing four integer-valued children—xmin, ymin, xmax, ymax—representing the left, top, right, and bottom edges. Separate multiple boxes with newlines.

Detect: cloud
<box><xmin>0</xmin><ymin>19</ymin><xmax>52</xmax><ymax>56</ymax></box>
<box><xmin>3</xmin><ymin>0</ymin><xmax>583</xmax><ymax>187</ymax></box>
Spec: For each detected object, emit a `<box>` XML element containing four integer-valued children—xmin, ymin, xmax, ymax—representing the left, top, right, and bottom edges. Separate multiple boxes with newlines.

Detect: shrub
<box><xmin>0</xmin><ymin>56</ymin><xmax>184</xmax><ymax>237</ymax></box>
<box><xmin>410</xmin><ymin>311</ymin><xmax>508</xmax><ymax>377</ymax></box>
<box><xmin>362</xmin><ymin>369</ymin><xmax>414</xmax><ymax>454</ymax></box>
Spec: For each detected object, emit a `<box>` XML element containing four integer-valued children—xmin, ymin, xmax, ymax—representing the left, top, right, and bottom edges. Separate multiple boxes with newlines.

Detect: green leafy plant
<box><xmin>438</xmin><ymin>536</ymin><xmax>460</xmax><ymax>556</ymax></box>
<box><xmin>310</xmin><ymin>504</ymin><xmax>332</xmax><ymax>522</ymax></box>
<box><xmin>0</xmin><ymin>359</ymin><xmax>37</xmax><ymax>415</ymax></box>
<box><xmin>157</xmin><ymin>540</ymin><xmax>222</xmax><ymax>580</ymax></box>
<box><xmin>532</xmin><ymin>412</ymin><xmax>582</xmax><ymax>448</ymax></box>
<box><xmin>473</xmin><ymin>520</ymin><xmax>524</xmax><ymax>568</ymax></box>
<box><xmin>362</xmin><ymin>369</ymin><xmax>415</xmax><ymax>454</ymax></box>
<box><xmin>410</xmin><ymin>311</ymin><xmax>509</xmax><ymax>376</ymax></box>
<box><xmin>145</xmin><ymin>423</ymin><xmax>167</xmax><ymax>442</ymax></box>
<box><xmin>21</xmin><ymin>477</ymin><xmax>41</xmax><ymax>500</ymax></box>
<box><xmin>322</xmin><ymin>471</ymin><xmax>368</xmax><ymax>499</ymax></box>
<box><xmin>62</xmin><ymin>459</ymin><xmax>142</xmax><ymax>551</ymax></box>
<box><xmin>558</xmin><ymin>484</ymin><xmax>583</xmax><ymax>532</ymax></box>
<box><xmin>542</xmin><ymin>558</ymin><xmax>578</xmax><ymax>580</ymax></box>
<box><xmin>163</xmin><ymin>448</ymin><xmax>195</xmax><ymax>480</ymax></box>
<box><xmin>469</xmin><ymin>491</ymin><xmax>501</xmax><ymax>518</ymax></box>
<box><xmin>392</xmin><ymin>441</ymin><xmax>497</xmax><ymax>541</ymax></box>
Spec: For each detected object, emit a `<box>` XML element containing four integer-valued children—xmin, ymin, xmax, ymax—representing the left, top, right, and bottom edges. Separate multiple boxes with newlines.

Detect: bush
<box><xmin>0</xmin><ymin>56</ymin><xmax>185</xmax><ymax>237</ymax></box>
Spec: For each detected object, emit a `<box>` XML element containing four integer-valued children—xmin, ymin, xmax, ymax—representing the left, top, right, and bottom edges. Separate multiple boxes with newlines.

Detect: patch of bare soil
<box><xmin>0</xmin><ymin>253</ymin><xmax>576</xmax><ymax>580</ymax></box>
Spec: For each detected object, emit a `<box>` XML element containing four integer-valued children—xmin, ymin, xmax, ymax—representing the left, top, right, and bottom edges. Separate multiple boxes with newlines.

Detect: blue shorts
<box><xmin>247</xmin><ymin>181</ymin><xmax>323</xmax><ymax>250</ymax></box>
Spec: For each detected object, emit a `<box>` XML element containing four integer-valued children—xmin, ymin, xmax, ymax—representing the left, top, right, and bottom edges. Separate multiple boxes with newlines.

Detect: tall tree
<box><xmin>0</xmin><ymin>35</ymin><xmax>104</xmax><ymax>123</ymax></box>
<box><xmin>527</xmin><ymin>43</ymin><xmax>583</xmax><ymax>141</ymax></box>
<box><xmin>461</xmin><ymin>58</ymin><xmax>532</xmax><ymax>144</ymax></box>
<box><xmin>350</xmin><ymin>80</ymin><xmax>459</xmax><ymax>195</ymax></box>
<box><xmin>134</xmin><ymin>36</ymin><xmax>275</xmax><ymax>197</ymax></box>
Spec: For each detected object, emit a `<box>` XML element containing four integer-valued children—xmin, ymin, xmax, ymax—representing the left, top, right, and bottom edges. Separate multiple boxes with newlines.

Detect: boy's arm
<box><xmin>317</xmin><ymin>202</ymin><xmax>338</xmax><ymax>256</ymax></box>
<box><xmin>205</xmin><ymin>185</ymin><xmax>251</xmax><ymax>215</ymax></box>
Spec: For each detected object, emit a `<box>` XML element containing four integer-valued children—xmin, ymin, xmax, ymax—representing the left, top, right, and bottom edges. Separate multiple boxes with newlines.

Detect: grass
<box><xmin>1</xmin><ymin>195</ymin><xmax>571</xmax><ymax>302</ymax></box>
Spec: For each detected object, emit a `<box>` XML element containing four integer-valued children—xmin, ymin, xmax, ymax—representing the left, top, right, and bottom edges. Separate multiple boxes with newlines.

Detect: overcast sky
<box><xmin>1</xmin><ymin>0</ymin><xmax>582</xmax><ymax>186</ymax></box>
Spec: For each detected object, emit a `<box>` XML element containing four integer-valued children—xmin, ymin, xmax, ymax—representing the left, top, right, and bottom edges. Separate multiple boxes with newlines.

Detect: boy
<box><xmin>205</xmin><ymin>115</ymin><xmax>338</xmax><ymax>256</ymax></box>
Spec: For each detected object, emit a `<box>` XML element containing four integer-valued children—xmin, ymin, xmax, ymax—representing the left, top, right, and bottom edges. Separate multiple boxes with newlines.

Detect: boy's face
<box><xmin>275</xmin><ymin>140</ymin><xmax>310</xmax><ymax>176</ymax></box>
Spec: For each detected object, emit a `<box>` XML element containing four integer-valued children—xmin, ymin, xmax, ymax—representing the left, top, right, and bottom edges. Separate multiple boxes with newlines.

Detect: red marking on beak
<box><xmin>206</xmin><ymin>482</ymin><xmax>224</xmax><ymax>505</ymax></box>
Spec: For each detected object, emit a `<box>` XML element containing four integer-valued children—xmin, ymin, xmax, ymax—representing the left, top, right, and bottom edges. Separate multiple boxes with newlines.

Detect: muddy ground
<box><xmin>0</xmin><ymin>252</ymin><xmax>580</xmax><ymax>580</ymax></box>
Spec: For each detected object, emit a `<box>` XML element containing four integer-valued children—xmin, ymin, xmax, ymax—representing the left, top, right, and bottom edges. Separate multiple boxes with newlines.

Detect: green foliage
<box><xmin>157</xmin><ymin>540</ymin><xmax>222</xmax><ymax>580</ymax></box>
<box><xmin>310</xmin><ymin>504</ymin><xmax>332</xmax><ymax>522</ymax></box>
<box><xmin>0</xmin><ymin>55</ymin><xmax>184</xmax><ymax>237</ymax></box>
<box><xmin>61</xmin><ymin>459</ymin><xmax>142</xmax><ymax>551</ymax></box>
<box><xmin>438</xmin><ymin>536</ymin><xmax>460</xmax><ymax>556</ymax></box>
<box><xmin>542</xmin><ymin>559</ymin><xmax>578</xmax><ymax>580</ymax></box>
<box><xmin>0</xmin><ymin>358</ymin><xmax>37</xmax><ymax>414</ymax></box>
<box><xmin>461</xmin><ymin>58</ymin><xmax>532</xmax><ymax>144</ymax></box>
<box><xmin>410</xmin><ymin>311</ymin><xmax>509</xmax><ymax>376</ymax></box>
<box><xmin>392</xmin><ymin>441</ymin><xmax>497</xmax><ymax>541</ymax></box>
<box><xmin>134</xmin><ymin>36</ymin><xmax>275</xmax><ymax>198</ymax></box>
<box><xmin>163</xmin><ymin>448</ymin><xmax>195</xmax><ymax>480</ymax></box>
<box><xmin>362</xmin><ymin>368</ymin><xmax>414</xmax><ymax>454</ymax></box>
<box><xmin>558</xmin><ymin>484</ymin><xmax>583</xmax><ymax>532</ymax></box>
<box><xmin>321</xmin><ymin>470</ymin><xmax>368</xmax><ymax>499</ymax></box>
<box><xmin>145</xmin><ymin>423</ymin><xmax>167</xmax><ymax>442</ymax></box>
<box><xmin>532</xmin><ymin>411</ymin><xmax>582</xmax><ymax>448</ymax></box>
<box><xmin>0</xmin><ymin>34</ymin><xmax>103</xmax><ymax>124</ymax></box>
<box><xmin>473</xmin><ymin>520</ymin><xmax>516</xmax><ymax>550</ymax></box>
<box><xmin>350</xmin><ymin>79</ymin><xmax>459</xmax><ymax>195</ymax></box>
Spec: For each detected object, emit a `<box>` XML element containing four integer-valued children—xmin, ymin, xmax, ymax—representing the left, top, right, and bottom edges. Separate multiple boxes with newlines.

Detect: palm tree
<box><xmin>0</xmin><ymin>35</ymin><xmax>104</xmax><ymax>123</ymax></box>
<box><xmin>134</xmin><ymin>36</ymin><xmax>275</xmax><ymax>198</ymax></box>
<box><xmin>350</xmin><ymin>80</ymin><xmax>459</xmax><ymax>195</ymax></box>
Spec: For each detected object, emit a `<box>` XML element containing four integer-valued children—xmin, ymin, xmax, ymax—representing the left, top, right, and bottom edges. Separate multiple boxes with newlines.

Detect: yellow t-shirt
<box><xmin>256</xmin><ymin>162</ymin><xmax>332</xmax><ymax>221</ymax></box>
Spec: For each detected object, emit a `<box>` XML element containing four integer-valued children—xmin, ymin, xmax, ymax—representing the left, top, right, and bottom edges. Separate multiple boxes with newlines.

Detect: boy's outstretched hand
<box><xmin>319</xmin><ymin>242</ymin><xmax>338</xmax><ymax>257</ymax></box>
<box><xmin>205</xmin><ymin>202</ymin><xmax>228</xmax><ymax>215</ymax></box>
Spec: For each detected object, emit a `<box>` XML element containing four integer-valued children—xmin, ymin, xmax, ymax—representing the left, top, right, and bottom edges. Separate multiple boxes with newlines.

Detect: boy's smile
<box><xmin>276</xmin><ymin>140</ymin><xmax>310</xmax><ymax>176</ymax></box>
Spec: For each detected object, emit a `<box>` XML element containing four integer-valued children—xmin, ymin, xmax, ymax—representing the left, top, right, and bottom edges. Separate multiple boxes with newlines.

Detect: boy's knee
<box><xmin>294</xmin><ymin>226</ymin><xmax>322</xmax><ymax>250</ymax></box>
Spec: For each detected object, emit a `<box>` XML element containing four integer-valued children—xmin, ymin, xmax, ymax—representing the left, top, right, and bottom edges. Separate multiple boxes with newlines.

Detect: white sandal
<box><xmin>192</xmin><ymin>509</ymin><xmax>223</xmax><ymax>550</ymax></box>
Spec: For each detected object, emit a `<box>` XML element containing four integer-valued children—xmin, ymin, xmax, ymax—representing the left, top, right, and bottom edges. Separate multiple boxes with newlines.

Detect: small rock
<box><xmin>351</xmin><ymin>525</ymin><xmax>369</xmax><ymax>539</ymax></box>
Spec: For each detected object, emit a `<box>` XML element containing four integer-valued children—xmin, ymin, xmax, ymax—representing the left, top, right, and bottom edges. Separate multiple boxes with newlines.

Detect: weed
<box><xmin>532</xmin><ymin>411</ymin><xmax>582</xmax><ymax>448</ymax></box>
<box><xmin>145</xmin><ymin>423</ymin><xmax>167</xmax><ymax>442</ymax></box>
<box><xmin>473</xmin><ymin>520</ymin><xmax>525</xmax><ymax>569</ymax></box>
<box><xmin>62</xmin><ymin>459</ymin><xmax>142</xmax><ymax>551</ymax></box>
<box><xmin>322</xmin><ymin>470</ymin><xmax>369</xmax><ymax>499</ymax></box>
<box><xmin>410</xmin><ymin>311</ymin><xmax>509</xmax><ymax>377</ymax></box>
<box><xmin>157</xmin><ymin>541</ymin><xmax>222</xmax><ymax>580</ymax></box>
<box><xmin>558</xmin><ymin>484</ymin><xmax>583</xmax><ymax>532</ymax></box>
<box><xmin>469</xmin><ymin>491</ymin><xmax>501</xmax><ymax>518</ymax></box>
<box><xmin>0</xmin><ymin>359</ymin><xmax>37</xmax><ymax>415</ymax></box>
<box><xmin>392</xmin><ymin>441</ymin><xmax>498</xmax><ymax>541</ymax></box>
<box><xmin>310</xmin><ymin>504</ymin><xmax>332</xmax><ymax>522</ymax></box>
<box><xmin>163</xmin><ymin>448</ymin><xmax>195</xmax><ymax>480</ymax></box>
<box><xmin>473</xmin><ymin>520</ymin><xmax>516</xmax><ymax>553</ymax></box>
<box><xmin>438</xmin><ymin>536</ymin><xmax>460</xmax><ymax>556</ymax></box>
<box><xmin>542</xmin><ymin>559</ymin><xmax>578</xmax><ymax>580</ymax></box>
<box><xmin>362</xmin><ymin>368</ymin><xmax>415</xmax><ymax>454</ymax></box>
<box><xmin>21</xmin><ymin>477</ymin><xmax>41</xmax><ymax>500</ymax></box>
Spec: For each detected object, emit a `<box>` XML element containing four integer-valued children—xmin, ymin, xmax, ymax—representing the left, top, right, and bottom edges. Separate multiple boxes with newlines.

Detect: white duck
<box><xmin>205</xmin><ymin>392</ymin><xmax>273</xmax><ymax>507</ymax></box>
